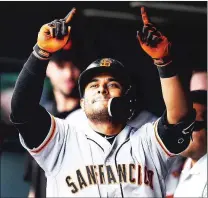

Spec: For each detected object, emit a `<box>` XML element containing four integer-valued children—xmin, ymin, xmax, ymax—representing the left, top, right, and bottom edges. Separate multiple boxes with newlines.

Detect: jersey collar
<box><xmin>84</xmin><ymin>124</ymin><xmax>132</xmax><ymax>158</ymax></box>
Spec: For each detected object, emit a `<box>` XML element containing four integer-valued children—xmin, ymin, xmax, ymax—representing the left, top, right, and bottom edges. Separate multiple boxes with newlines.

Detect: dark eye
<box><xmin>108</xmin><ymin>83</ymin><xmax>120</xmax><ymax>88</ymax></box>
<box><xmin>89</xmin><ymin>84</ymin><xmax>98</xmax><ymax>88</ymax></box>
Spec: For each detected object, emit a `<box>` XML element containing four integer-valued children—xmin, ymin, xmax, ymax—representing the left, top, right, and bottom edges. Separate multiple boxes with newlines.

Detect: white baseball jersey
<box><xmin>20</xmin><ymin>114</ymin><xmax>177</xmax><ymax>197</ymax></box>
<box><xmin>174</xmin><ymin>154</ymin><xmax>207</xmax><ymax>198</ymax></box>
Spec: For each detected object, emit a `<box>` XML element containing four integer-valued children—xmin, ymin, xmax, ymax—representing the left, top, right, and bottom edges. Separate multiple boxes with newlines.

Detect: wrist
<box><xmin>33</xmin><ymin>44</ymin><xmax>52</xmax><ymax>60</ymax></box>
<box><xmin>156</xmin><ymin>60</ymin><xmax>177</xmax><ymax>78</ymax></box>
<box><xmin>153</xmin><ymin>56</ymin><xmax>172</xmax><ymax>67</ymax></box>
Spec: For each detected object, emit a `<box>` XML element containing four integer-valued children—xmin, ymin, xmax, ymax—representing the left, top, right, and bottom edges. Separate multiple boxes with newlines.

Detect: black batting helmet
<box><xmin>78</xmin><ymin>58</ymin><xmax>131</xmax><ymax>98</ymax></box>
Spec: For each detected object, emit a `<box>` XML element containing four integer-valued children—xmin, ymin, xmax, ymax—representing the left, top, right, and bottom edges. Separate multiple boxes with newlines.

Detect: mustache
<box><xmin>92</xmin><ymin>96</ymin><xmax>111</xmax><ymax>103</ymax></box>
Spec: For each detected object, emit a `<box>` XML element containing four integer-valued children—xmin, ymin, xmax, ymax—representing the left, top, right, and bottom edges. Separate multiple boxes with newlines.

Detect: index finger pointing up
<box><xmin>141</xmin><ymin>6</ymin><xmax>150</xmax><ymax>25</ymax></box>
<box><xmin>64</xmin><ymin>8</ymin><xmax>76</xmax><ymax>24</ymax></box>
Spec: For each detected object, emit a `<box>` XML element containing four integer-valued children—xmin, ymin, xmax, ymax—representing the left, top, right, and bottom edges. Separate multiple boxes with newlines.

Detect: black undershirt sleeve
<box><xmin>10</xmin><ymin>53</ymin><xmax>51</xmax><ymax>149</ymax></box>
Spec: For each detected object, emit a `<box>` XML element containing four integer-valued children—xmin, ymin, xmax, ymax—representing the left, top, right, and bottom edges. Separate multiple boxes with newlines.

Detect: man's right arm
<box><xmin>10</xmin><ymin>53</ymin><xmax>51</xmax><ymax>149</ymax></box>
<box><xmin>10</xmin><ymin>8</ymin><xmax>76</xmax><ymax>149</ymax></box>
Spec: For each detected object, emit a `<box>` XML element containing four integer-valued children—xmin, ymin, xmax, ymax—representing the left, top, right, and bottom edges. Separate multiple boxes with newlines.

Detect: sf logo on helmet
<box><xmin>100</xmin><ymin>58</ymin><xmax>112</xmax><ymax>67</ymax></box>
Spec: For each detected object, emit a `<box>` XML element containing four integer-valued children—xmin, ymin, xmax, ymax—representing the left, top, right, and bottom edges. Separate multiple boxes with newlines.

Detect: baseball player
<box><xmin>10</xmin><ymin>7</ymin><xmax>196</xmax><ymax>197</ymax></box>
<box><xmin>165</xmin><ymin>70</ymin><xmax>207</xmax><ymax>198</ymax></box>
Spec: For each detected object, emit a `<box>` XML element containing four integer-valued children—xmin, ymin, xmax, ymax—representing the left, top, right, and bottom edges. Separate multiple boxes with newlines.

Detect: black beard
<box><xmin>85</xmin><ymin>106</ymin><xmax>123</xmax><ymax>124</ymax></box>
<box><xmin>85</xmin><ymin>108</ymin><xmax>112</xmax><ymax>123</ymax></box>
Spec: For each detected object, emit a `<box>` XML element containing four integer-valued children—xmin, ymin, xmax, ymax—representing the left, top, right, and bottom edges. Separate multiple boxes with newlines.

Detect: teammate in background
<box><xmin>10</xmin><ymin>7</ymin><xmax>196</xmax><ymax>197</ymax></box>
<box><xmin>24</xmin><ymin>43</ymin><xmax>82</xmax><ymax>198</ymax></box>
<box><xmin>165</xmin><ymin>70</ymin><xmax>207</xmax><ymax>198</ymax></box>
<box><xmin>44</xmin><ymin>41</ymin><xmax>81</xmax><ymax>118</ymax></box>
<box><xmin>173</xmin><ymin>70</ymin><xmax>207</xmax><ymax>197</ymax></box>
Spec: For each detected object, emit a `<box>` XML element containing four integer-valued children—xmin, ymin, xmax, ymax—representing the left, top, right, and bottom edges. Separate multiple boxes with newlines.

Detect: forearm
<box><xmin>11</xmin><ymin>53</ymin><xmax>49</xmax><ymax>122</ymax></box>
<box><xmin>157</xmin><ymin>67</ymin><xmax>195</xmax><ymax>154</ymax></box>
<box><xmin>10</xmin><ymin>53</ymin><xmax>52</xmax><ymax>148</ymax></box>
<box><xmin>160</xmin><ymin>73</ymin><xmax>191</xmax><ymax>124</ymax></box>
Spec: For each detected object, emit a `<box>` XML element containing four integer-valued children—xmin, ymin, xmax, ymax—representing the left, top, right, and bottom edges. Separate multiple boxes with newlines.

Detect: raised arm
<box><xmin>10</xmin><ymin>8</ymin><xmax>76</xmax><ymax>148</ymax></box>
<box><xmin>137</xmin><ymin>7</ymin><xmax>191</xmax><ymax>123</ymax></box>
<box><xmin>137</xmin><ymin>7</ymin><xmax>195</xmax><ymax>154</ymax></box>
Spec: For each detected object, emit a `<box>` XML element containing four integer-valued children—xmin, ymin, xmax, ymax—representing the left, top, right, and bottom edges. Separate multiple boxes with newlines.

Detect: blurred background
<box><xmin>0</xmin><ymin>1</ymin><xmax>207</xmax><ymax>197</ymax></box>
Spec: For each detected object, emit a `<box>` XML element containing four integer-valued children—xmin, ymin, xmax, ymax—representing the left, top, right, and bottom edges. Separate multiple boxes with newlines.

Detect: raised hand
<box><xmin>37</xmin><ymin>8</ymin><xmax>76</xmax><ymax>54</ymax></box>
<box><xmin>137</xmin><ymin>7</ymin><xmax>171</xmax><ymax>65</ymax></box>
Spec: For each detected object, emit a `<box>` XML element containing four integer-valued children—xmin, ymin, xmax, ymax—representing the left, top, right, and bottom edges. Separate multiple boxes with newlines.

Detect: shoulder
<box><xmin>65</xmin><ymin>108</ymin><xmax>86</xmax><ymax>121</ymax></box>
<box><xmin>65</xmin><ymin>108</ymin><xmax>88</xmax><ymax>130</ymax></box>
<box><xmin>54</xmin><ymin>116</ymin><xmax>74</xmax><ymax>131</ymax></box>
<box><xmin>127</xmin><ymin>110</ymin><xmax>158</xmax><ymax>129</ymax></box>
<box><xmin>129</xmin><ymin>121</ymin><xmax>156</xmax><ymax>138</ymax></box>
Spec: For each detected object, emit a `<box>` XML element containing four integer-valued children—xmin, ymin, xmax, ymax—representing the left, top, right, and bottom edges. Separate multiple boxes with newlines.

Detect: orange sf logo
<box><xmin>100</xmin><ymin>59</ymin><xmax>112</xmax><ymax>67</ymax></box>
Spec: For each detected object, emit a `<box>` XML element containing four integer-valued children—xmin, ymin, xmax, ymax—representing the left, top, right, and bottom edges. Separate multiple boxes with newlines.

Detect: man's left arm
<box><xmin>137</xmin><ymin>7</ymin><xmax>195</xmax><ymax>155</ymax></box>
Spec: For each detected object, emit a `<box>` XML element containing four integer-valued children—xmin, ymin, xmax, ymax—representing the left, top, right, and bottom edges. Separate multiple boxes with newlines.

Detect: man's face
<box><xmin>181</xmin><ymin>103</ymin><xmax>207</xmax><ymax>159</ymax></box>
<box><xmin>80</xmin><ymin>73</ymin><xmax>123</xmax><ymax>122</ymax></box>
<box><xmin>47</xmin><ymin>60</ymin><xmax>80</xmax><ymax>97</ymax></box>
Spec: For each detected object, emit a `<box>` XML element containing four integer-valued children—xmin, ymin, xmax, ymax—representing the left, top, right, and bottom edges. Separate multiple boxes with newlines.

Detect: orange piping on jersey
<box><xmin>166</xmin><ymin>195</ymin><xmax>174</xmax><ymax>198</ymax></box>
<box><xmin>154</xmin><ymin>119</ymin><xmax>175</xmax><ymax>157</ymax></box>
<box><xmin>31</xmin><ymin>116</ymin><xmax>56</xmax><ymax>153</ymax></box>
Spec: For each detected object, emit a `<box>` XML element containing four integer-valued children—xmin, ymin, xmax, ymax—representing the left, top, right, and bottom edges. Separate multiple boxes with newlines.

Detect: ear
<box><xmin>46</xmin><ymin>62</ymin><xmax>52</xmax><ymax>78</ymax></box>
<box><xmin>46</xmin><ymin>67</ymin><xmax>50</xmax><ymax>77</ymax></box>
<box><xmin>46</xmin><ymin>61</ymin><xmax>55</xmax><ymax>78</ymax></box>
<box><xmin>80</xmin><ymin>98</ymin><xmax>84</xmax><ymax>110</ymax></box>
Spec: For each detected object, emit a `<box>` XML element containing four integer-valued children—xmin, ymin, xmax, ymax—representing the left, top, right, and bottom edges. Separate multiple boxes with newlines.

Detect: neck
<box><xmin>54</xmin><ymin>90</ymin><xmax>79</xmax><ymax>113</ymax></box>
<box><xmin>88</xmin><ymin>120</ymin><xmax>125</xmax><ymax>136</ymax></box>
<box><xmin>191</xmin><ymin>159</ymin><xmax>197</xmax><ymax>167</ymax></box>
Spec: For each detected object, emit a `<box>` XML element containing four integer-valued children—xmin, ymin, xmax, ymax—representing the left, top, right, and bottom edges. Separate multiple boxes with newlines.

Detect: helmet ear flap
<box><xmin>108</xmin><ymin>85</ymin><xmax>137</xmax><ymax>122</ymax></box>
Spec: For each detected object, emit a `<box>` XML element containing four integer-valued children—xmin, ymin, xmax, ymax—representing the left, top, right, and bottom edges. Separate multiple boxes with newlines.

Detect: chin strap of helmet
<box><xmin>108</xmin><ymin>85</ymin><xmax>137</xmax><ymax>122</ymax></box>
